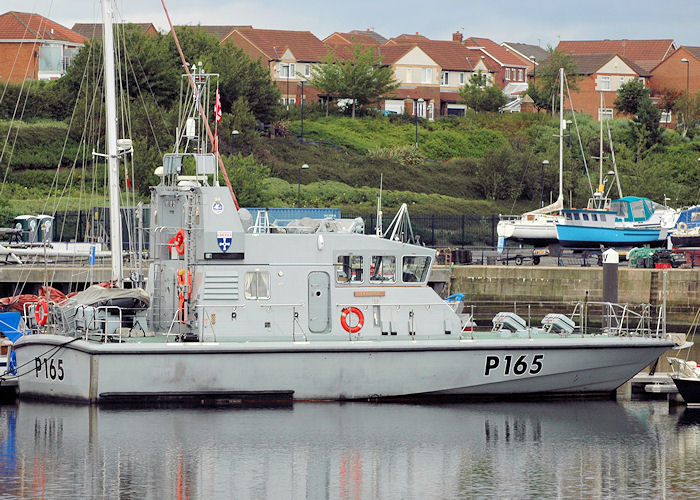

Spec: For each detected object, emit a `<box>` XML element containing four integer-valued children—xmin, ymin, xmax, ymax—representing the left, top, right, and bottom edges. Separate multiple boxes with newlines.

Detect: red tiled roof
<box><xmin>226</xmin><ymin>27</ymin><xmax>328</xmax><ymax>62</ymax></box>
<box><xmin>389</xmin><ymin>33</ymin><xmax>430</xmax><ymax>43</ymax></box>
<box><xmin>679</xmin><ymin>46</ymin><xmax>700</xmax><ymax>61</ymax></box>
<box><xmin>0</xmin><ymin>11</ymin><xmax>85</xmax><ymax>43</ymax></box>
<box><xmin>467</xmin><ymin>47</ymin><xmax>499</xmax><ymax>72</ymax></box>
<box><xmin>72</xmin><ymin>22</ymin><xmax>156</xmax><ymax>40</ymax></box>
<box><xmin>404</xmin><ymin>40</ymin><xmax>474</xmax><ymax>71</ymax></box>
<box><xmin>348</xmin><ymin>29</ymin><xmax>387</xmax><ymax>44</ymax></box>
<box><xmin>570</xmin><ymin>53</ymin><xmax>651</xmax><ymax>77</ymax></box>
<box><xmin>323</xmin><ymin>31</ymin><xmax>381</xmax><ymax>46</ymax></box>
<box><xmin>173</xmin><ymin>25</ymin><xmax>251</xmax><ymax>41</ymax></box>
<box><xmin>463</xmin><ymin>37</ymin><xmax>527</xmax><ymax>67</ymax></box>
<box><xmin>557</xmin><ymin>39</ymin><xmax>675</xmax><ymax>72</ymax></box>
<box><xmin>334</xmin><ymin>44</ymin><xmax>415</xmax><ymax>65</ymax></box>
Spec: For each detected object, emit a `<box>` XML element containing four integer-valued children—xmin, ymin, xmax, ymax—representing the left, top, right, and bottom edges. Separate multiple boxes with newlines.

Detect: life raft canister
<box><xmin>35</xmin><ymin>298</ymin><xmax>49</xmax><ymax>326</ymax></box>
<box><xmin>340</xmin><ymin>307</ymin><xmax>364</xmax><ymax>334</ymax></box>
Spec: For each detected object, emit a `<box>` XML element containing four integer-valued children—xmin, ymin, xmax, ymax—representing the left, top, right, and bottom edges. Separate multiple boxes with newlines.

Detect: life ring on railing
<box><xmin>35</xmin><ymin>299</ymin><xmax>48</xmax><ymax>326</ymax></box>
<box><xmin>678</xmin><ymin>222</ymin><xmax>688</xmax><ymax>231</ymax></box>
<box><xmin>340</xmin><ymin>307</ymin><xmax>364</xmax><ymax>334</ymax></box>
<box><xmin>168</xmin><ymin>229</ymin><xmax>186</xmax><ymax>256</ymax></box>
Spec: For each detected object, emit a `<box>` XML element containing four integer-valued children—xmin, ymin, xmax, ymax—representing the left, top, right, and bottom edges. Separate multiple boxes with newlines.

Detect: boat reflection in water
<box><xmin>2</xmin><ymin>401</ymin><xmax>700</xmax><ymax>498</ymax></box>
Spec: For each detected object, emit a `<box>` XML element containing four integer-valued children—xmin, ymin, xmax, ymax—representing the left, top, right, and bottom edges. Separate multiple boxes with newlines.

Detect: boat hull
<box><xmin>14</xmin><ymin>335</ymin><xmax>673</xmax><ymax>403</ymax></box>
<box><xmin>555</xmin><ymin>224</ymin><xmax>664</xmax><ymax>248</ymax></box>
<box><xmin>497</xmin><ymin>219</ymin><xmax>558</xmax><ymax>246</ymax></box>
<box><xmin>670</xmin><ymin>235</ymin><xmax>700</xmax><ymax>248</ymax></box>
<box><xmin>672</xmin><ymin>376</ymin><xmax>700</xmax><ymax>406</ymax></box>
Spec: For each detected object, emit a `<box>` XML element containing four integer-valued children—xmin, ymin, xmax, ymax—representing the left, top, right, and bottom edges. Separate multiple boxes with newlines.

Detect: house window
<box><xmin>459</xmin><ymin>72</ymin><xmax>465</xmax><ymax>85</ymax></box>
<box><xmin>518</xmin><ymin>69</ymin><xmax>523</xmax><ymax>81</ymax></box>
<box><xmin>600</xmin><ymin>75</ymin><xmax>611</xmax><ymax>91</ymax></box>
<box><xmin>505</xmin><ymin>68</ymin><xmax>511</xmax><ymax>81</ymax></box>
<box><xmin>336</xmin><ymin>255</ymin><xmax>363</xmax><ymax>284</ymax></box>
<box><xmin>441</xmin><ymin>71</ymin><xmax>449</xmax><ymax>85</ymax></box>
<box><xmin>660</xmin><ymin>111</ymin><xmax>672</xmax><ymax>124</ymax></box>
<box><xmin>279</xmin><ymin>63</ymin><xmax>296</xmax><ymax>78</ymax></box>
<box><xmin>38</xmin><ymin>45</ymin><xmax>63</xmax><ymax>72</ymax></box>
<box><xmin>244</xmin><ymin>271</ymin><xmax>270</xmax><ymax>299</ymax></box>
<box><xmin>423</xmin><ymin>68</ymin><xmax>433</xmax><ymax>83</ymax></box>
<box><xmin>370</xmin><ymin>256</ymin><xmax>396</xmax><ymax>283</ymax></box>
<box><xmin>304</xmin><ymin>64</ymin><xmax>311</xmax><ymax>77</ymax></box>
<box><xmin>598</xmin><ymin>108</ymin><xmax>613</xmax><ymax>121</ymax></box>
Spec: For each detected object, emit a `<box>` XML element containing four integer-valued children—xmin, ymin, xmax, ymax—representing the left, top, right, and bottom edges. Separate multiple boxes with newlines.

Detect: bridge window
<box><xmin>336</xmin><ymin>255</ymin><xmax>363</xmax><ymax>284</ymax></box>
<box><xmin>402</xmin><ymin>256</ymin><xmax>431</xmax><ymax>283</ymax></box>
<box><xmin>370</xmin><ymin>256</ymin><xmax>396</xmax><ymax>283</ymax></box>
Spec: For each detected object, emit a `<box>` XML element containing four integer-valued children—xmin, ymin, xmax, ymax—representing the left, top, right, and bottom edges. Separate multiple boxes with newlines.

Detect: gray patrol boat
<box><xmin>9</xmin><ymin>0</ymin><xmax>675</xmax><ymax>404</ymax></box>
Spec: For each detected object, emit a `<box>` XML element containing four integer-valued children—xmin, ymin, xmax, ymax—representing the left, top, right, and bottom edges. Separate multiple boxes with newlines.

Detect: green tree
<box><xmin>672</xmin><ymin>90</ymin><xmax>700</xmax><ymax>137</ymax></box>
<box><xmin>308</xmin><ymin>43</ymin><xmax>399</xmax><ymax>118</ymax></box>
<box><xmin>526</xmin><ymin>48</ymin><xmax>579</xmax><ymax>113</ymax></box>
<box><xmin>459</xmin><ymin>72</ymin><xmax>507</xmax><ymax>112</ymax></box>
<box><xmin>613</xmin><ymin>78</ymin><xmax>648</xmax><ymax>115</ymax></box>
<box><xmin>614</xmin><ymin>79</ymin><xmax>662</xmax><ymax>159</ymax></box>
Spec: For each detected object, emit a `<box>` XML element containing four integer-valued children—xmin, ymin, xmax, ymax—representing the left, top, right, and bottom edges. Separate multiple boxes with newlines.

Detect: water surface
<box><xmin>1</xmin><ymin>400</ymin><xmax>699</xmax><ymax>498</ymax></box>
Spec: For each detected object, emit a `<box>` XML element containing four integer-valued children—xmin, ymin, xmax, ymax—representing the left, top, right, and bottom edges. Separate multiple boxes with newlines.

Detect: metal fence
<box><xmin>347</xmin><ymin>213</ymin><xmax>499</xmax><ymax>247</ymax></box>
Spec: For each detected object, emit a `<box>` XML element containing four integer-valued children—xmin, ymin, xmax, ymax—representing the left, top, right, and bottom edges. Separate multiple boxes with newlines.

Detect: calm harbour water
<box><xmin>1</xmin><ymin>400</ymin><xmax>700</xmax><ymax>499</ymax></box>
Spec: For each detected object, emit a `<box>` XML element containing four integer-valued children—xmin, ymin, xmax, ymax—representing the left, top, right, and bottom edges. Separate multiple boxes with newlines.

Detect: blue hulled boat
<box><xmin>671</xmin><ymin>205</ymin><xmax>700</xmax><ymax>248</ymax></box>
<box><xmin>555</xmin><ymin>196</ymin><xmax>677</xmax><ymax>248</ymax></box>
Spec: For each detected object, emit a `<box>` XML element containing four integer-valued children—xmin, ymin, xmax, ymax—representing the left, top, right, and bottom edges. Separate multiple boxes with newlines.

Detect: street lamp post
<box><xmin>300</xmin><ymin>81</ymin><xmax>305</xmax><ymax>141</ymax></box>
<box><xmin>681</xmin><ymin>58</ymin><xmax>690</xmax><ymax>129</ymax></box>
<box><xmin>415</xmin><ymin>98</ymin><xmax>424</xmax><ymax>148</ymax></box>
<box><xmin>231</xmin><ymin>129</ymin><xmax>239</xmax><ymax>155</ymax></box>
<box><xmin>540</xmin><ymin>160</ymin><xmax>549</xmax><ymax>207</ymax></box>
<box><xmin>298</xmin><ymin>164</ymin><xmax>309</xmax><ymax>208</ymax></box>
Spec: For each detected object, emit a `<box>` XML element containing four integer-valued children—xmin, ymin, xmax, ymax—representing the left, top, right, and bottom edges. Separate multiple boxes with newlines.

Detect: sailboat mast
<box><xmin>599</xmin><ymin>92</ymin><xmax>604</xmax><ymax>191</ymax></box>
<box><xmin>101</xmin><ymin>0</ymin><xmax>123</xmax><ymax>286</ymax></box>
<box><xmin>559</xmin><ymin>67</ymin><xmax>564</xmax><ymax>202</ymax></box>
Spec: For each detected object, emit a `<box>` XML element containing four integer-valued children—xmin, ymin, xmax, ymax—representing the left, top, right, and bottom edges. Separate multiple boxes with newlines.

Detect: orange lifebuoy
<box><xmin>340</xmin><ymin>307</ymin><xmax>364</xmax><ymax>334</ymax></box>
<box><xmin>168</xmin><ymin>229</ymin><xmax>186</xmax><ymax>256</ymax></box>
<box><xmin>35</xmin><ymin>298</ymin><xmax>49</xmax><ymax>326</ymax></box>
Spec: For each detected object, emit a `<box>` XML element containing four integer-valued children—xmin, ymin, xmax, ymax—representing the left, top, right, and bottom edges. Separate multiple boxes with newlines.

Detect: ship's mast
<box><xmin>101</xmin><ymin>0</ymin><xmax>123</xmax><ymax>286</ymax></box>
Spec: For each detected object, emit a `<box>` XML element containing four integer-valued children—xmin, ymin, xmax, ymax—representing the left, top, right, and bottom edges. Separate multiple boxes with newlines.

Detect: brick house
<box><xmin>373</xmin><ymin>42</ymin><xmax>442</xmax><ymax>119</ymax></box>
<box><xmin>567</xmin><ymin>53</ymin><xmax>651</xmax><ymax>121</ymax></box>
<box><xmin>500</xmin><ymin>42</ymin><xmax>549</xmax><ymax>79</ymax></box>
<box><xmin>222</xmin><ymin>27</ymin><xmax>328</xmax><ymax>106</ymax></box>
<box><xmin>71</xmin><ymin>22</ymin><xmax>158</xmax><ymax>39</ymax></box>
<box><xmin>0</xmin><ymin>11</ymin><xmax>85</xmax><ymax>82</ymax></box>
<box><xmin>463</xmin><ymin>36</ymin><xmax>529</xmax><ymax>97</ymax></box>
<box><xmin>650</xmin><ymin>46</ymin><xmax>700</xmax><ymax>125</ymax></box>
<box><xmin>557</xmin><ymin>39</ymin><xmax>675</xmax><ymax>73</ymax></box>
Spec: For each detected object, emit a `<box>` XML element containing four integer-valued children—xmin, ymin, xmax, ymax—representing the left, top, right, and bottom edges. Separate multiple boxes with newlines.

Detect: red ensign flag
<box><xmin>215</xmin><ymin>89</ymin><xmax>222</xmax><ymax>123</ymax></box>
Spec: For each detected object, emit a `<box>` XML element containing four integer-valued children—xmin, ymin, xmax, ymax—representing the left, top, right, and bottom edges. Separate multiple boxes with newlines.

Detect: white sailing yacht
<box><xmin>497</xmin><ymin>68</ymin><xmax>567</xmax><ymax>248</ymax></box>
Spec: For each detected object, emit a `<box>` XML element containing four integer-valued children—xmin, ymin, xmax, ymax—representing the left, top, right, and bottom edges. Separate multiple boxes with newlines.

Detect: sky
<box><xmin>4</xmin><ymin>0</ymin><xmax>700</xmax><ymax>48</ymax></box>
